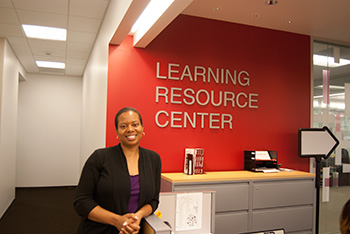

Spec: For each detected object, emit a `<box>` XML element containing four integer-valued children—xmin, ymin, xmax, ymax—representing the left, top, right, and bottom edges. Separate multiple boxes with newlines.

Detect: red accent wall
<box><xmin>107</xmin><ymin>15</ymin><xmax>311</xmax><ymax>172</ymax></box>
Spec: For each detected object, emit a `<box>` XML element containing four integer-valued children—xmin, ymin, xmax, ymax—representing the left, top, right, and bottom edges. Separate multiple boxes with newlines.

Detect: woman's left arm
<box><xmin>148</xmin><ymin>153</ymin><xmax>162</xmax><ymax>212</ymax></box>
<box><xmin>135</xmin><ymin>204</ymin><xmax>153</xmax><ymax>220</ymax></box>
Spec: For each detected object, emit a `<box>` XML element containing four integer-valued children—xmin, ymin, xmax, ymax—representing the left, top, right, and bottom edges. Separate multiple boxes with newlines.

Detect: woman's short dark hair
<box><xmin>115</xmin><ymin>107</ymin><xmax>143</xmax><ymax>129</ymax></box>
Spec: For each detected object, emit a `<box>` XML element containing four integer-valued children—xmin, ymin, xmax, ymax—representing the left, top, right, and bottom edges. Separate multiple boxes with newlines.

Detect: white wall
<box><xmin>2</xmin><ymin>0</ymin><xmax>134</xmax><ymax>191</ymax></box>
<box><xmin>0</xmin><ymin>0</ymin><xmax>140</xmax><ymax>218</ymax></box>
<box><xmin>0</xmin><ymin>38</ymin><xmax>25</xmax><ymax>218</ymax></box>
<box><xmin>0</xmin><ymin>0</ymin><xmax>133</xmax><ymax>197</ymax></box>
<box><xmin>79</xmin><ymin>0</ymin><xmax>133</xmax><ymax>169</ymax></box>
<box><xmin>16</xmin><ymin>73</ymin><xmax>82</xmax><ymax>187</ymax></box>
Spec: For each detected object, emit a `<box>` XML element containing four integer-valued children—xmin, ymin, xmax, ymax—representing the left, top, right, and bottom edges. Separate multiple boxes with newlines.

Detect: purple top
<box><xmin>128</xmin><ymin>174</ymin><xmax>140</xmax><ymax>213</ymax></box>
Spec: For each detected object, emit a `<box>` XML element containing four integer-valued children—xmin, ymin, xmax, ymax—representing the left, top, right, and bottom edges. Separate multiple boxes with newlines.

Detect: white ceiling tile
<box><xmin>17</xmin><ymin>10</ymin><xmax>68</xmax><ymax>28</ymax></box>
<box><xmin>0</xmin><ymin>8</ymin><xmax>20</xmax><ymax>24</ymax></box>
<box><xmin>27</xmin><ymin>38</ymin><xmax>66</xmax><ymax>50</ymax></box>
<box><xmin>12</xmin><ymin>0</ymin><xmax>69</xmax><ymax>15</ymax></box>
<box><xmin>0</xmin><ymin>23</ymin><xmax>25</xmax><ymax>37</ymax></box>
<box><xmin>67</xmin><ymin>41</ymin><xmax>92</xmax><ymax>52</ymax></box>
<box><xmin>69</xmin><ymin>0</ymin><xmax>109</xmax><ymax>19</ymax></box>
<box><xmin>31</xmin><ymin>47</ymin><xmax>65</xmax><ymax>57</ymax></box>
<box><xmin>66</xmin><ymin>57</ymin><xmax>86</xmax><ymax>66</ymax></box>
<box><xmin>12</xmin><ymin>45</ymin><xmax>32</xmax><ymax>56</ymax></box>
<box><xmin>25</xmin><ymin>65</ymin><xmax>40</xmax><ymax>73</ymax></box>
<box><xmin>66</xmin><ymin>50</ymin><xmax>89</xmax><ymax>60</ymax></box>
<box><xmin>68</xmin><ymin>16</ymin><xmax>101</xmax><ymax>33</ymax></box>
<box><xmin>68</xmin><ymin>30</ymin><xmax>96</xmax><ymax>43</ymax></box>
<box><xmin>34</xmin><ymin>55</ymin><xmax>65</xmax><ymax>63</ymax></box>
<box><xmin>0</xmin><ymin>0</ymin><xmax>13</xmax><ymax>8</ymax></box>
<box><xmin>16</xmin><ymin>54</ymin><xmax>35</xmax><ymax>62</ymax></box>
<box><xmin>6</xmin><ymin>36</ymin><xmax>28</xmax><ymax>47</ymax></box>
<box><xmin>65</xmin><ymin>63</ymin><xmax>85</xmax><ymax>76</ymax></box>
<box><xmin>17</xmin><ymin>55</ymin><xmax>39</xmax><ymax>72</ymax></box>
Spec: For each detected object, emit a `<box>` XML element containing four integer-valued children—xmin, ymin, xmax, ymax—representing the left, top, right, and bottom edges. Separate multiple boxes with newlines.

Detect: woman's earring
<box><xmin>142</xmin><ymin>132</ymin><xmax>146</xmax><ymax>136</ymax></box>
<box><xmin>116</xmin><ymin>136</ymin><xmax>119</xmax><ymax>140</ymax></box>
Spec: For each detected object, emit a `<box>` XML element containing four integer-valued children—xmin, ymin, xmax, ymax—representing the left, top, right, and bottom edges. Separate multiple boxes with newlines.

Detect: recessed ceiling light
<box><xmin>36</xmin><ymin>61</ymin><xmax>65</xmax><ymax>69</ymax></box>
<box><xmin>252</xmin><ymin>14</ymin><xmax>259</xmax><ymax>18</ymax></box>
<box><xmin>265</xmin><ymin>0</ymin><xmax>278</xmax><ymax>5</ymax></box>
<box><xmin>315</xmin><ymin>85</ymin><xmax>345</xmax><ymax>90</ymax></box>
<box><xmin>22</xmin><ymin>24</ymin><xmax>67</xmax><ymax>41</ymax></box>
<box><xmin>214</xmin><ymin>7</ymin><xmax>221</xmax><ymax>11</ymax></box>
<box><xmin>313</xmin><ymin>54</ymin><xmax>350</xmax><ymax>68</ymax></box>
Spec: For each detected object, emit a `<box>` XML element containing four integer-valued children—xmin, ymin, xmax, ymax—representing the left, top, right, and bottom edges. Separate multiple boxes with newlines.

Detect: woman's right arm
<box><xmin>88</xmin><ymin>206</ymin><xmax>125</xmax><ymax>230</ymax></box>
<box><xmin>74</xmin><ymin>151</ymin><xmax>139</xmax><ymax>232</ymax></box>
<box><xmin>74</xmin><ymin>151</ymin><xmax>101</xmax><ymax>219</ymax></box>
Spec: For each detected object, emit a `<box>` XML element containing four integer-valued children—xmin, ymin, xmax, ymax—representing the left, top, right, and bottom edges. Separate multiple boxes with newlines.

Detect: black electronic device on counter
<box><xmin>244</xmin><ymin>150</ymin><xmax>278</xmax><ymax>172</ymax></box>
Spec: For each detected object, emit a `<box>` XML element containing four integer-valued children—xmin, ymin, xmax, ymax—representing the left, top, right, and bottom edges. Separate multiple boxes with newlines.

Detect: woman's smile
<box><xmin>126</xmin><ymin>135</ymin><xmax>137</xmax><ymax>140</ymax></box>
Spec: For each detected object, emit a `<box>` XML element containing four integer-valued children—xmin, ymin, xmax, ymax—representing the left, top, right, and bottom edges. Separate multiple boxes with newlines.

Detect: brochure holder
<box><xmin>145</xmin><ymin>191</ymin><xmax>215</xmax><ymax>234</ymax></box>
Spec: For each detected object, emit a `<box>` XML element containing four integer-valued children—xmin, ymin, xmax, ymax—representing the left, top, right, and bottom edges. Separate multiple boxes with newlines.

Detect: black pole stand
<box><xmin>298</xmin><ymin>127</ymin><xmax>339</xmax><ymax>234</ymax></box>
<box><xmin>314</xmin><ymin>156</ymin><xmax>322</xmax><ymax>234</ymax></box>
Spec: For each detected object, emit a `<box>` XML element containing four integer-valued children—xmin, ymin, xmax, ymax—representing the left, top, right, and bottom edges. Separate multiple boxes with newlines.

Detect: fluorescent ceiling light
<box><xmin>130</xmin><ymin>0</ymin><xmax>174</xmax><ymax>34</ymax></box>
<box><xmin>313</xmin><ymin>100</ymin><xmax>345</xmax><ymax>110</ymax></box>
<box><xmin>22</xmin><ymin>24</ymin><xmax>67</xmax><ymax>41</ymax></box>
<box><xmin>313</xmin><ymin>54</ymin><xmax>350</xmax><ymax>68</ymax></box>
<box><xmin>314</xmin><ymin>92</ymin><xmax>345</xmax><ymax>99</ymax></box>
<box><xmin>330</xmin><ymin>102</ymin><xmax>345</xmax><ymax>109</ymax></box>
<box><xmin>315</xmin><ymin>85</ymin><xmax>345</xmax><ymax>90</ymax></box>
<box><xmin>36</xmin><ymin>61</ymin><xmax>65</xmax><ymax>69</ymax></box>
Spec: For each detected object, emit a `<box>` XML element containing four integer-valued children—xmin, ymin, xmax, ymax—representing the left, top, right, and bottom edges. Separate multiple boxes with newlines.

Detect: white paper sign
<box><xmin>175</xmin><ymin>192</ymin><xmax>203</xmax><ymax>231</ymax></box>
<box><xmin>255</xmin><ymin>151</ymin><xmax>271</xmax><ymax>160</ymax></box>
<box><xmin>322</xmin><ymin>167</ymin><xmax>330</xmax><ymax>202</ymax></box>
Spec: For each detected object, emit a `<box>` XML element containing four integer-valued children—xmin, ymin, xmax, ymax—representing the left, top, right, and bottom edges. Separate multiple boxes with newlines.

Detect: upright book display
<box><xmin>184</xmin><ymin>148</ymin><xmax>204</xmax><ymax>175</ymax></box>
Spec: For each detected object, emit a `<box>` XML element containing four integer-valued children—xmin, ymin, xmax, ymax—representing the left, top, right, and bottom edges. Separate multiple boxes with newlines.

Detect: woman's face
<box><xmin>116</xmin><ymin>110</ymin><xmax>143</xmax><ymax>148</ymax></box>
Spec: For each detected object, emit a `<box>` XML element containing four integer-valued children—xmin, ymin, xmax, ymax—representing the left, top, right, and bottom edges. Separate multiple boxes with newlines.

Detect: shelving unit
<box><xmin>161</xmin><ymin>171</ymin><xmax>315</xmax><ymax>234</ymax></box>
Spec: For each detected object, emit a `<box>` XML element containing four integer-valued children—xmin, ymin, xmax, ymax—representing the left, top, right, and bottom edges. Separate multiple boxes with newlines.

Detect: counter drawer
<box><xmin>253</xmin><ymin>180</ymin><xmax>314</xmax><ymax>209</ymax></box>
<box><xmin>174</xmin><ymin>182</ymin><xmax>249</xmax><ymax>212</ymax></box>
<box><xmin>252</xmin><ymin>206</ymin><xmax>313</xmax><ymax>233</ymax></box>
<box><xmin>216</xmin><ymin>211</ymin><xmax>248</xmax><ymax>234</ymax></box>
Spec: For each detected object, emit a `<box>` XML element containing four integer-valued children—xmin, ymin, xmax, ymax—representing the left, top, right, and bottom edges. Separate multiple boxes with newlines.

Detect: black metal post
<box><xmin>315</xmin><ymin>156</ymin><xmax>322</xmax><ymax>234</ymax></box>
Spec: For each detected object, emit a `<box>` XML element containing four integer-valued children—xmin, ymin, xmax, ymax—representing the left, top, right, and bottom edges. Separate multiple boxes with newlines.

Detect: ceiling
<box><xmin>0</xmin><ymin>0</ymin><xmax>110</xmax><ymax>76</ymax></box>
<box><xmin>1</xmin><ymin>0</ymin><xmax>349</xmax><ymax>77</ymax></box>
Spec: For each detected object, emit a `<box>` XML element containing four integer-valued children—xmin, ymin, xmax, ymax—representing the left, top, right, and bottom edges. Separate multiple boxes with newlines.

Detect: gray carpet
<box><xmin>0</xmin><ymin>187</ymin><xmax>81</xmax><ymax>234</ymax></box>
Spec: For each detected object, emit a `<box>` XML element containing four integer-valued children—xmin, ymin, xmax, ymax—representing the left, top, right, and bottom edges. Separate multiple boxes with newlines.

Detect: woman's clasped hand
<box><xmin>118</xmin><ymin>214</ymin><xmax>140</xmax><ymax>234</ymax></box>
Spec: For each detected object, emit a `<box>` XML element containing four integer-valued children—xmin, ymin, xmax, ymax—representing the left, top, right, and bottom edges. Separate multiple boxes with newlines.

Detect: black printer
<box><xmin>244</xmin><ymin>150</ymin><xmax>278</xmax><ymax>172</ymax></box>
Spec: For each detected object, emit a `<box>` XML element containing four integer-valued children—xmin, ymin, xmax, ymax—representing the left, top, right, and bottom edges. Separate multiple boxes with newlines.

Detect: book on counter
<box><xmin>184</xmin><ymin>148</ymin><xmax>204</xmax><ymax>175</ymax></box>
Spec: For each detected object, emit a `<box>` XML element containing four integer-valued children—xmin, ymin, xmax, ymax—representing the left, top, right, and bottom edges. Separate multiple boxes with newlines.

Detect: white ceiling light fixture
<box><xmin>130</xmin><ymin>0</ymin><xmax>174</xmax><ymax>35</ymax></box>
<box><xmin>315</xmin><ymin>85</ymin><xmax>345</xmax><ymax>90</ymax></box>
<box><xmin>22</xmin><ymin>24</ymin><xmax>67</xmax><ymax>41</ymax></box>
<box><xmin>36</xmin><ymin>61</ymin><xmax>65</xmax><ymax>69</ymax></box>
<box><xmin>314</xmin><ymin>92</ymin><xmax>345</xmax><ymax>99</ymax></box>
<box><xmin>313</xmin><ymin>54</ymin><xmax>350</xmax><ymax>68</ymax></box>
<box><xmin>313</xmin><ymin>100</ymin><xmax>345</xmax><ymax>110</ymax></box>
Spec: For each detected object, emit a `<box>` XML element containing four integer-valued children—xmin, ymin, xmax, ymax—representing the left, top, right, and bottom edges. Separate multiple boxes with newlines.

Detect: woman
<box><xmin>340</xmin><ymin>198</ymin><xmax>350</xmax><ymax>234</ymax></box>
<box><xmin>74</xmin><ymin>107</ymin><xmax>161</xmax><ymax>234</ymax></box>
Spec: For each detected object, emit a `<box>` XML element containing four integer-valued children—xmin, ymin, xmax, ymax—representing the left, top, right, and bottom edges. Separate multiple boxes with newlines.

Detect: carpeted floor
<box><xmin>0</xmin><ymin>187</ymin><xmax>81</xmax><ymax>234</ymax></box>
